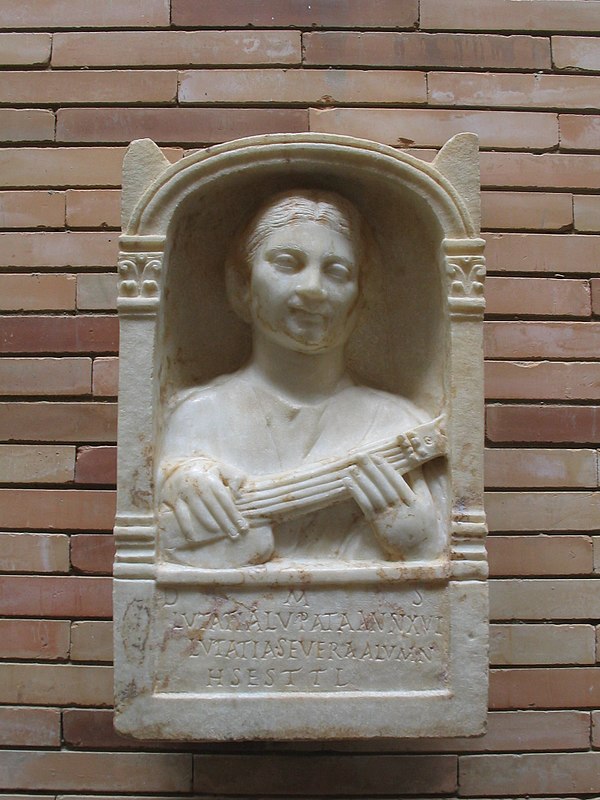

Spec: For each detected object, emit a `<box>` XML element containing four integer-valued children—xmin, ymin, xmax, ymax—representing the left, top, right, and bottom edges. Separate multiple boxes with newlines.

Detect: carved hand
<box><xmin>344</xmin><ymin>457</ymin><xmax>438</xmax><ymax>560</ymax></box>
<box><xmin>160</xmin><ymin>460</ymin><xmax>249</xmax><ymax>544</ymax></box>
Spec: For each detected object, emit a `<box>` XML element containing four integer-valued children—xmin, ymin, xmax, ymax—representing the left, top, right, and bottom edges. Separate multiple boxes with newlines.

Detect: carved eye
<box><xmin>323</xmin><ymin>261</ymin><xmax>352</xmax><ymax>282</ymax></box>
<box><xmin>271</xmin><ymin>252</ymin><xmax>300</xmax><ymax>273</ymax></box>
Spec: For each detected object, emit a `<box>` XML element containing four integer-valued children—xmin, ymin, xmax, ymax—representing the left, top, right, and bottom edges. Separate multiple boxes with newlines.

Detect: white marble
<box><xmin>113</xmin><ymin>132</ymin><xmax>488</xmax><ymax>741</ymax></box>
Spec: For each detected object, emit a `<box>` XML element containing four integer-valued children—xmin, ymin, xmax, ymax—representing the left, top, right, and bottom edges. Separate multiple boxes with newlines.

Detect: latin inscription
<box><xmin>153</xmin><ymin>586</ymin><xmax>449</xmax><ymax>694</ymax></box>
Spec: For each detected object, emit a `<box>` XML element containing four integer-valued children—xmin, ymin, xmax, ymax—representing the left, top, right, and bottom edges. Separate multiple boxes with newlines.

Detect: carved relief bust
<box><xmin>157</xmin><ymin>190</ymin><xmax>447</xmax><ymax>569</ymax></box>
<box><xmin>113</xmin><ymin>133</ymin><xmax>488</xmax><ymax>741</ymax></box>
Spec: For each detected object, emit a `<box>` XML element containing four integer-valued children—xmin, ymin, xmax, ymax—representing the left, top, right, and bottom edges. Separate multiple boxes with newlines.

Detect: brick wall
<box><xmin>1</xmin><ymin>0</ymin><xmax>599</xmax><ymax>795</ymax></box>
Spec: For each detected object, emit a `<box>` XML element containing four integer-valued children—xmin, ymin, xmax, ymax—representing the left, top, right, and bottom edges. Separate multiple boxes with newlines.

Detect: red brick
<box><xmin>0</xmin><ymin>274</ymin><xmax>76</xmax><ymax>312</ymax></box>
<box><xmin>66</xmin><ymin>190</ymin><xmax>120</xmax><ymax>229</ymax></box>
<box><xmin>592</xmin><ymin>278</ymin><xmax>600</xmax><ymax>315</ymax></box>
<box><xmin>460</xmin><ymin>751</ymin><xmax>600</xmax><ymax>795</ymax></box>
<box><xmin>0</xmin><ymin>575</ymin><xmax>111</xmax><ymax>618</ymax></box>
<box><xmin>488</xmin><ymin>534</ymin><xmax>594</xmax><ymax>576</ymax></box>
<box><xmin>0</xmin><ymin>71</ymin><xmax>177</xmax><ymax>105</ymax></box>
<box><xmin>485</xmin><ymin>361</ymin><xmax>600</xmax><ymax>401</ymax></box>
<box><xmin>480</xmin><ymin>152</ymin><xmax>600</xmax><ymax>190</ymax></box>
<box><xmin>0</xmin><ymin>532</ymin><xmax>69</xmax><ymax>573</ymax></box>
<box><xmin>490</xmin><ymin>668</ymin><xmax>600</xmax><ymax>709</ymax></box>
<box><xmin>57</xmin><ymin>107</ymin><xmax>308</xmax><ymax>145</ymax></box>
<box><xmin>485</xmin><ymin>448</ymin><xmax>596</xmax><ymax>488</ymax></box>
<box><xmin>553</xmin><ymin>36</ymin><xmax>600</xmax><ymax>71</ymax></box>
<box><xmin>487</xmin><ymin>404</ymin><xmax>600</xmax><ymax>444</ymax></box>
<box><xmin>0</xmin><ymin>401</ymin><xmax>117</xmax><ymax>443</ymax></box>
<box><xmin>0</xmin><ymin>444</ymin><xmax>75</xmax><ymax>483</ymax></box>
<box><xmin>0</xmin><ymin>357</ymin><xmax>90</xmax><ymax>396</ymax></box>
<box><xmin>593</xmin><ymin>710</ymin><xmax>600</xmax><ymax>745</ymax></box>
<box><xmin>486</xmin><ymin>491</ymin><xmax>600</xmax><ymax>531</ymax></box>
<box><xmin>92</xmin><ymin>357</ymin><xmax>118</xmax><ymax>397</ymax></box>
<box><xmin>0</xmin><ymin>707</ymin><xmax>60</xmax><ymax>747</ymax></box>
<box><xmin>0</xmin><ymin>619</ymin><xmax>70</xmax><ymax>660</ymax></box>
<box><xmin>430</xmin><ymin>71</ymin><xmax>600</xmax><ymax>110</ymax></box>
<box><xmin>0</xmin><ymin>0</ymin><xmax>169</xmax><ymax>28</ymax></box>
<box><xmin>387</xmin><ymin>710</ymin><xmax>590</xmax><ymax>753</ymax></box>
<box><xmin>0</xmin><ymin>109</ymin><xmax>54</xmax><ymax>143</ymax></box>
<box><xmin>485</xmin><ymin>277</ymin><xmax>590</xmax><ymax>317</ymax></box>
<box><xmin>62</xmin><ymin>709</ymin><xmax>184</xmax><ymax>750</ymax></box>
<box><xmin>491</xmin><ymin>578</ymin><xmax>600</xmax><ymax>619</ymax></box>
<box><xmin>0</xmin><ymin>33</ymin><xmax>51</xmax><ymax>65</ymax></box>
<box><xmin>485</xmin><ymin>322</ymin><xmax>600</xmax><ymax>359</ymax></box>
<box><xmin>193</xmin><ymin>754</ymin><xmax>457</xmax><ymax>795</ymax></box>
<box><xmin>63</xmin><ymin>709</ymin><xmax>147</xmax><ymax>749</ymax></box>
<box><xmin>70</xmin><ymin>621</ymin><xmax>113</xmax><ymax>662</ymax></box>
<box><xmin>0</xmin><ymin>489</ymin><xmax>115</xmax><ymax>531</ymax></box>
<box><xmin>421</xmin><ymin>0</ymin><xmax>600</xmax><ymax>32</ymax></box>
<box><xmin>0</xmin><ymin>663</ymin><xmax>112</xmax><ymax>706</ymax></box>
<box><xmin>0</xmin><ymin>231</ymin><xmax>117</xmax><ymax>268</ymax></box>
<box><xmin>75</xmin><ymin>446</ymin><xmax>117</xmax><ymax>484</ymax></box>
<box><xmin>0</xmin><ymin>750</ymin><xmax>191</xmax><ymax>792</ymax></box>
<box><xmin>561</xmin><ymin>114</ymin><xmax>600</xmax><ymax>151</ymax></box>
<box><xmin>303</xmin><ymin>31</ymin><xmax>551</xmax><ymax>69</ymax></box>
<box><xmin>485</xmin><ymin>233</ymin><xmax>600</xmax><ymax>274</ymax></box>
<box><xmin>309</xmin><ymin>108</ymin><xmax>558</xmax><ymax>149</ymax></box>
<box><xmin>0</xmin><ymin>147</ymin><xmax>182</xmax><ymax>189</ymax></box>
<box><xmin>52</xmin><ymin>31</ymin><xmax>301</xmax><ymax>67</ymax></box>
<box><xmin>0</xmin><ymin>316</ymin><xmax>118</xmax><ymax>354</ymax></box>
<box><xmin>77</xmin><ymin>273</ymin><xmax>118</xmax><ymax>310</ymax></box>
<box><xmin>574</xmin><ymin>196</ymin><xmax>600</xmax><ymax>233</ymax></box>
<box><xmin>0</xmin><ymin>191</ymin><xmax>65</xmax><ymax>229</ymax></box>
<box><xmin>173</xmin><ymin>0</ymin><xmax>418</xmax><ymax>28</ymax></box>
<box><xmin>179</xmin><ymin>69</ymin><xmax>426</xmax><ymax>105</ymax></box>
<box><xmin>481</xmin><ymin>191</ymin><xmax>572</xmax><ymax>231</ymax></box>
<box><xmin>490</xmin><ymin>623</ymin><xmax>594</xmax><ymax>665</ymax></box>
<box><xmin>70</xmin><ymin>534</ymin><xmax>114</xmax><ymax>575</ymax></box>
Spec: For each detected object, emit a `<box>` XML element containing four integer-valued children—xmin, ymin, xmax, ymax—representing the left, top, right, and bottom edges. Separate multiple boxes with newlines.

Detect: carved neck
<box><xmin>249</xmin><ymin>329</ymin><xmax>350</xmax><ymax>404</ymax></box>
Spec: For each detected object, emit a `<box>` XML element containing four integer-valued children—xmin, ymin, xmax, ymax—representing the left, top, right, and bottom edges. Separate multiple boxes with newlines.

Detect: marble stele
<box><xmin>113</xmin><ymin>133</ymin><xmax>488</xmax><ymax>741</ymax></box>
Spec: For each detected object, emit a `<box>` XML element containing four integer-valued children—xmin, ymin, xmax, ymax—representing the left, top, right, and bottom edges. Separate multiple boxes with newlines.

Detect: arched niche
<box><xmin>159</xmin><ymin>152</ymin><xmax>450</xmax><ymax>417</ymax></box>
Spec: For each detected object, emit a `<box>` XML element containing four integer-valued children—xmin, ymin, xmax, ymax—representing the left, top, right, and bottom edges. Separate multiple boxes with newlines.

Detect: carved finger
<box><xmin>212</xmin><ymin>479</ymin><xmax>249</xmax><ymax>535</ymax></box>
<box><xmin>202</xmin><ymin>489</ymin><xmax>241</xmax><ymax>540</ymax></box>
<box><xmin>174</xmin><ymin>497</ymin><xmax>197</xmax><ymax>541</ymax></box>
<box><xmin>373</xmin><ymin>455</ymin><xmax>416</xmax><ymax>505</ymax></box>
<box><xmin>343</xmin><ymin>474</ymin><xmax>376</xmax><ymax>519</ymax></box>
<box><xmin>357</xmin><ymin>455</ymin><xmax>397</xmax><ymax>506</ymax></box>
<box><xmin>350</xmin><ymin>464</ymin><xmax>388</xmax><ymax>512</ymax></box>
<box><xmin>186</xmin><ymin>490</ymin><xmax>220</xmax><ymax>533</ymax></box>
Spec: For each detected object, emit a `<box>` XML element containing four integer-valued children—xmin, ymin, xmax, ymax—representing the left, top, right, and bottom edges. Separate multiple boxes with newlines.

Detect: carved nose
<box><xmin>296</xmin><ymin>267</ymin><xmax>327</xmax><ymax>300</ymax></box>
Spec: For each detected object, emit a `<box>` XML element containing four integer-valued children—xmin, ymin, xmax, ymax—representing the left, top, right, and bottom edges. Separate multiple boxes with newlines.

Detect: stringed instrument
<box><xmin>158</xmin><ymin>415</ymin><xmax>447</xmax><ymax>568</ymax></box>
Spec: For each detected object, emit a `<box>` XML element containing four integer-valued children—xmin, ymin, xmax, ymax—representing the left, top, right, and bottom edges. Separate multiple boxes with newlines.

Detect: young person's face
<box><xmin>249</xmin><ymin>218</ymin><xmax>360</xmax><ymax>353</ymax></box>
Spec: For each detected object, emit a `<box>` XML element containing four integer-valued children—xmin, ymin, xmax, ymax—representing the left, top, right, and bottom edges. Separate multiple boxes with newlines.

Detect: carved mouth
<box><xmin>288</xmin><ymin>304</ymin><xmax>329</xmax><ymax>322</ymax></box>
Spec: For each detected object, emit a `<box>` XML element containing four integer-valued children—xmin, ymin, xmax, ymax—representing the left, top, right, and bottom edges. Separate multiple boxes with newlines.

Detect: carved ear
<box><xmin>225</xmin><ymin>257</ymin><xmax>253</xmax><ymax>324</ymax></box>
<box><xmin>434</xmin><ymin>133</ymin><xmax>481</xmax><ymax>235</ymax></box>
<box><xmin>121</xmin><ymin>138</ymin><xmax>172</xmax><ymax>232</ymax></box>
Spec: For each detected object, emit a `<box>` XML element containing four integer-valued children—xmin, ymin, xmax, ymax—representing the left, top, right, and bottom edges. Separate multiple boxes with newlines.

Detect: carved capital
<box><xmin>442</xmin><ymin>238</ymin><xmax>486</xmax><ymax>319</ymax></box>
<box><xmin>118</xmin><ymin>252</ymin><xmax>162</xmax><ymax>299</ymax></box>
<box><xmin>445</xmin><ymin>254</ymin><xmax>486</xmax><ymax>316</ymax></box>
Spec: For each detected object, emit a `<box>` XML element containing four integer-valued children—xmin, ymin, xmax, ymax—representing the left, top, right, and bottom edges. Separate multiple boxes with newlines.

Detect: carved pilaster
<box><xmin>115</xmin><ymin>236</ymin><xmax>165</xmax><ymax>571</ymax></box>
<box><xmin>442</xmin><ymin>238</ymin><xmax>488</xmax><ymax>579</ymax></box>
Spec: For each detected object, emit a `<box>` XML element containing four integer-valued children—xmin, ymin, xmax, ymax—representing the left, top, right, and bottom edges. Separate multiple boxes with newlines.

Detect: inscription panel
<box><xmin>152</xmin><ymin>584</ymin><xmax>449</xmax><ymax>694</ymax></box>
